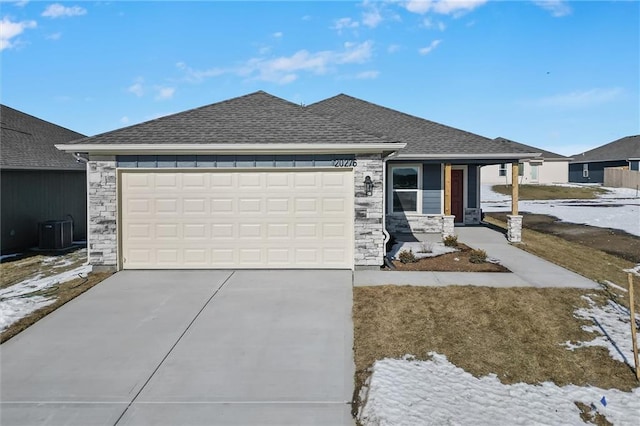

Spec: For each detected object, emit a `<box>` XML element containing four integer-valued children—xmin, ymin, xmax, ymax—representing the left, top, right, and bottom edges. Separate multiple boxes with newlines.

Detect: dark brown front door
<box><xmin>451</xmin><ymin>169</ymin><xmax>464</xmax><ymax>223</ymax></box>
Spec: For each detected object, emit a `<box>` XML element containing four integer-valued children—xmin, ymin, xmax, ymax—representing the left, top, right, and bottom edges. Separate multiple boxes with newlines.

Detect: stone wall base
<box><xmin>386</xmin><ymin>214</ymin><xmax>443</xmax><ymax>234</ymax></box>
<box><xmin>442</xmin><ymin>215</ymin><xmax>455</xmax><ymax>238</ymax></box>
<box><xmin>507</xmin><ymin>215</ymin><xmax>523</xmax><ymax>243</ymax></box>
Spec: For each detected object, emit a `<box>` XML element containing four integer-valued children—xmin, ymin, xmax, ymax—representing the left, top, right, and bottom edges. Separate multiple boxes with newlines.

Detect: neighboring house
<box><xmin>1</xmin><ymin>105</ymin><xmax>87</xmax><ymax>253</ymax></box>
<box><xmin>480</xmin><ymin>138</ymin><xmax>570</xmax><ymax>185</ymax></box>
<box><xmin>56</xmin><ymin>91</ymin><xmax>539</xmax><ymax>272</ymax></box>
<box><xmin>569</xmin><ymin>135</ymin><xmax>640</xmax><ymax>183</ymax></box>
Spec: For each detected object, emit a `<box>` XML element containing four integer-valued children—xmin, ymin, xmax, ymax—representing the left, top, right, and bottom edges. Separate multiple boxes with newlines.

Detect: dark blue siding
<box><xmin>569</xmin><ymin>160</ymin><xmax>627</xmax><ymax>183</ymax></box>
<box><xmin>467</xmin><ymin>165</ymin><xmax>478</xmax><ymax>208</ymax></box>
<box><xmin>422</xmin><ymin>163</ymin><xmax>441</xmax><ymax>214</ymax></box>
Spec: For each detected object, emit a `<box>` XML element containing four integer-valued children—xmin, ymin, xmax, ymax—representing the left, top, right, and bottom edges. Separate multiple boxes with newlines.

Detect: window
<box><xmin>390</xmin><ymin>165</ymin><xmax>421</xmax><ymax>213</ymax></box>
<box><xmin>498</xmin><ymin>164</ymin><xmax>507</xmax><ymax>177</ymax></box>
<box><xmin>518</xmin><ymin>163</ymin><xmax>524</xmax><ymax>176</ymax></box>
<box><xmin>583</xmin><ymin>164</ymin><xmax>589</xmax><ymax>178</ymax></box>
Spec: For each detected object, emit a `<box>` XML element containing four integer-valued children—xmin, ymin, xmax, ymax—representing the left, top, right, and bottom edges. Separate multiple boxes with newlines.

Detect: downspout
<box><xmin>382</xmin><ymin>151</ymin><xmax>399</xmax><ymax>249</ymax></box>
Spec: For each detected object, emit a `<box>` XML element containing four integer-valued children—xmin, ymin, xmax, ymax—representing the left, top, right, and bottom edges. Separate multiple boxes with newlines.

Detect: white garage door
<box><xmin>120</xmin><ymin>170</ymin><xmax>354</xmax><ymax>269</ymax></box>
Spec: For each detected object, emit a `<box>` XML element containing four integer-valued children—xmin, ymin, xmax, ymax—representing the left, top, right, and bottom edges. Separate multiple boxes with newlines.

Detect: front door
<box><xmin>451</xmin><ymin>169</ymin><xmax>464</xmax><ymax>223</ymax></box>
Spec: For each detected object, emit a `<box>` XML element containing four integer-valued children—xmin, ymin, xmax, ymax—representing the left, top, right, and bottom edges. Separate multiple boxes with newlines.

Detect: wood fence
<box><xmin>604</xmin><ymin>168</ymin><xmax>640</xmax><ymax>190</ymax></box>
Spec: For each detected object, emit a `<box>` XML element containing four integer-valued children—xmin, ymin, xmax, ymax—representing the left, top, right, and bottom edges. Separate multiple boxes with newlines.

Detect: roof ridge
<box><xmin>313</xmin><ymin>93</ymin><xmax>494</xmax><ymax>143</ymax></box>
<box><xmin>1</xmin><ymin>104</ymin><xmax>86</xmax><ymax>138</ymax></box>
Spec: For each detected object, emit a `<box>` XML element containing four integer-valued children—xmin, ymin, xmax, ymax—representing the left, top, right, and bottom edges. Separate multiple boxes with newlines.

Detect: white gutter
<box><xmin>394</xmin><ymin>152</ymin><xmax>542</xmax><ymax>160</ymax></box>
<box><xmin>56</xmin><ymin>143</ymin><xmax>407</xmax><ymax>155</ymax></box>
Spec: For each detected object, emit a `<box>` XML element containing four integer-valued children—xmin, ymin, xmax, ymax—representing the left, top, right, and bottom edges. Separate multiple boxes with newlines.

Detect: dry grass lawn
<box><xmin>491</xmin><ymin>184</ymin><xmax>607</xmax><ymax>200</ymax></box>
<box><xmin>353</xmin><ymin>286</ymin><xmax>638</xmax><ymax>401</ymax></box>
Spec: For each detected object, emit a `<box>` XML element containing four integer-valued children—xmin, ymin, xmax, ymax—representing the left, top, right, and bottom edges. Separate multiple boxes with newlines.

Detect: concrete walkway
<box><xmin>1</xmin><ymin>270</ymin><xmax>354</xmax><ymax>426</ymax></box>
<box><xmin>354</xmin><ymin>226</ymin><xmax>600</xmax><ymax>289</ymax></box>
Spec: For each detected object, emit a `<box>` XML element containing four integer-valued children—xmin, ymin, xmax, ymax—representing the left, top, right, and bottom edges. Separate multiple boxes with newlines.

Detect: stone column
<box><xmin>88</xmin><ymin>158</ymin><xmax>118</xmax><ymax>271</ymax></box>
<box><xmin>507</xmin><ymin>214</ymin><xmax>523</xmax><ymax>243</ymax></box>
<box><xmin>442</xmin><ymin>215</ymin><xmax>455</xmax><ymax>238</ymax></box>
<box><xmin>354</xmin><ymin>154</ymin><xmax>384</xmax><ymax>269</ymax></box>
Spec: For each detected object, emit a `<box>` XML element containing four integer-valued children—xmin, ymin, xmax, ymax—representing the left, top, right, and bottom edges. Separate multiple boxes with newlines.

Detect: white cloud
<box><xmin>356</xmin><ymin>70</ymin><xmax>380</xmax><ymax>79</ymax></box>
<box><xmin>405</xmin><ymin>0</ymin><xmax>487</xmax><ymax>16</ymax></box>
<box><xmin>127</xmin><ymin>79</ymin><xmax>144</xmax><ymax>97</ymax></box>
<box><xmin>46</xmin><ymin>32</ymin><xmax>62</xmax><ymax>40</ymax></box>
<box><xmin>423</xmin><ymin>17</ymin><xmax>446</xmax><ymax>31</ymax></box>
<box><xmin>0</xmin><ymin>17</ymin><xmax>37</xmax><ymax>50</ymax></box>
<box><xmin>42</xmin><ymin>4</ymin><xmax>87</xmax><ymax>18</ymax></box>
<box><xmin>419</xmin><ymin>39</ymin><xmax>442</xmax><ymax>55</ymax></box>
<box><xmin>361</xmin><ymin>1</ymin><xmax>383</xmax><ymax>28</ymax></box>
<box><xmin>155</xmin><ymin>86</ymin><xmax>175</xmax><ymax>100</ymax></box>
<box><xmin>533</xmin><ymin>0</ymin><xmax>572</xmax><ymax>17</ymax></box>
<box><xmin>176</xmin><ymin>61</ymin><xmax>226</xmax><ymax>83</ymax></box>
<box><xmin>332</xmin><ymin>17</ymin><xmax>359</xmax><ymax>33</ymax></box>
<box><xmin>14</xmin><ymin>1</ymin><xmax>29</xmax><ymax>7</ymax></box>
<box><xmin>387</xmin><ymin>44</ymin><xmax>401</xmax><ymax>53</ymax></box>
<box><xmin>272</xmin><ymin>31</ymin><xmax>283</xmax><ymax>38</ymax></box>
<box><xmin>532</xmin><ymin>88</ymin><xmax>624</xmax><ymax>108</ymax></box>
<box><xmin>120</xmin><ymin>116</ymin><xmax>130</xmax><ymax>124</ymax></box>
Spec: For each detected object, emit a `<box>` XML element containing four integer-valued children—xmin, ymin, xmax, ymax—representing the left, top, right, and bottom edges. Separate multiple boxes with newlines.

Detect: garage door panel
<box><xmin>121</xmin><ymin>170</ymin><xmax>353</xmax><ymax>269</ymax></box>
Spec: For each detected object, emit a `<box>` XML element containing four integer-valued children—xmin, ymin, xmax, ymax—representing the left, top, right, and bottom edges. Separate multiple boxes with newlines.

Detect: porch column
<box><xmin>507</xmin><ymin>162</ymin><xmax>523</xmax><ymax>243</ymax></box>
<box><xmin>444</xmin><ymin>163</ymin><xmax>452</xmax><ymax>215</ymax></box>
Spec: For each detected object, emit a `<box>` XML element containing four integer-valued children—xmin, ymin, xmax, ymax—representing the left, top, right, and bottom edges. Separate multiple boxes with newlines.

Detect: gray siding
<box><xmin>1</xmin><ymin>170</ymin><xmax>86</xmax><ymax>253</ymax></box>
<box><xmin>467</xmin><ymin>165</ymin><xmax>478</xmax><ymax>208</ymax></box>
<box><xmin>117</xmin><ymin>154</ymin><xmax>346</xmax><ymax>168</ymax></box>
<box><xmin>422</xmin><ymin>163</ymin><xmax>441</xmax><ymax>214</ymax></box>
<box><xmin>569</xmin><ymin>160</ymin><xmax>627</xmax><ymax>183</ymax></box>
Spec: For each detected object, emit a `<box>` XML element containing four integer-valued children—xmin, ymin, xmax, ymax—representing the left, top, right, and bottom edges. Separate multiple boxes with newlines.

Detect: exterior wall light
<box><xmin>364</xmin><ymin>175</ymin><xmax>373</xmax><ymax>196</ymax></box>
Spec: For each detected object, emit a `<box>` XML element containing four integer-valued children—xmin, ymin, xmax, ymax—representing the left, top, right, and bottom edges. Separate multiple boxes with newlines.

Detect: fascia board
<box><xmin>55</xmin><ymin>143</ymin><xmax>407</xmax><ymax>155</ymax></box>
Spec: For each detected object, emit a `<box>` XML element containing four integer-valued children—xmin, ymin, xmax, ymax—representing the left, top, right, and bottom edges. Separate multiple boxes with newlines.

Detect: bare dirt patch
<box><xmin>491</xmin><ymin>184</ymin><xmax>608</xmax><ymax>200</ymax></box>
<box><xmin>486</xmin><ymin>212</ymin><xmax>640</xmax><ymax>264</ymax></box>
<box><xmin>390</xmin><ymin>244</ymin><xmax>509</xmax><ymax>272</ymax></box>
<box><xmin>352</xmin><ymin>285</ymin><xmax>638</xmax><ymax>411</ymax></box>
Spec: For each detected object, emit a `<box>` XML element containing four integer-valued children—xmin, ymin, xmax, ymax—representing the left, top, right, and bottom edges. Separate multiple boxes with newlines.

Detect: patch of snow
<box><xmin>0</xmin><ymin>253</ymin><xmax>22</xmax><ymax>261</ymax></box>
<box><xmin>564</xmin><ymin>295</ymin><xmax>640</xmax><ymax>366</ymax></box>
<box><xmin>603</xmin><ymin>280</ymin><xmax>628</xmax><ymax>293</ymax></box>
<box><xmin>481</xmin><ymin>184</ymin><xmax>640</xmax><ymax>236</ymax></box>
<box><xmin>388</xmin><ymin>242</ymin><xmax>457</xmax><ymax>260</ymax></box>
<box><xmin>358</xmin><ymin>353</ymin><xmax>640</xmax><ymax>426</ymax></box>
<box><xmin>0</xmin><ymin>264</ymin><xmax>92</xmax><ymax>332</ymax></box>
<box><xmin>623</xmin><ymin>264</ymin><xmax>640</xmax><ymax>277</ymax></box>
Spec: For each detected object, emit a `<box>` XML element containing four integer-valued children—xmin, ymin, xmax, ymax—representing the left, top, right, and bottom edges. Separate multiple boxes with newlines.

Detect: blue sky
<box><xmin>1</xmin><ymin>1</ymin><xmax>638</xmax><ymax>155</ymax></box>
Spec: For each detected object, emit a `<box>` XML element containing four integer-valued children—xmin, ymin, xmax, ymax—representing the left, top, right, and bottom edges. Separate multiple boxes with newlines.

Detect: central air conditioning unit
<box><xmin>39</xmin><ymin>220</ymin><xmax>73</xmax><ymax>250</ymax></box>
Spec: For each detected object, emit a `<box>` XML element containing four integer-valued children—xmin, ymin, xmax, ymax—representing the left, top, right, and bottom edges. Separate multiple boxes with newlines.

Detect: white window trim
<box><xmin>498</xmin><ymin>163</ymin><xmax>507</xmax><ymax>177</ymax></box>
<box><xmin>582</xmin><ymin>163</ymin><xmax>589</xmax><ymax>178</ymax></box>
<box><xmin>388</xmin><ymin>164</ymin><xmax>422</xmax><ymax>215</ymax></box>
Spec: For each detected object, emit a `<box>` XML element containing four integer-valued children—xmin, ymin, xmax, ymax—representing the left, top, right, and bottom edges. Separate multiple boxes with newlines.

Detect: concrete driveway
<box><xmin>0</xmin><ymin>270</ymin><xmax>354</xmax><ymax>425</ymax></box>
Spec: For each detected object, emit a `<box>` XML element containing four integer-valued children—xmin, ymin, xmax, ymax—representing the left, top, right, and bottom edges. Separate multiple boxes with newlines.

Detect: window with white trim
<box><xmin>583</xmin><ymin>164</ymin><xmax>589</xmax><ymax>178</ymax></box>
<box><xmin>498</xmin><ymin>163</ymin><xmax>507</xmax><ymax>177</ymax></box>
<box><xmin>390</xmin><ymin>165</ymin><xmax>421</xmax><ymax>214</ymax></box>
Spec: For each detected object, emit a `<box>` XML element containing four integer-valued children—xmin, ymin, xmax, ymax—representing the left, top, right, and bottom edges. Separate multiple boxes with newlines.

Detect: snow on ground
<box><xmin>358</xmin><ymin>353</ymin><xmax>640</xmax><ymax>426</ymax></box>
<box><xmin>564</xmin><ymin>295</ymin><xmax>640</xmax><ymax>366</ymax></box>
<box><xmin>358</xmin><ymin>291</ymin><xmax>640</xmax><ymax>425</ymax></box>
<box><xmin>481</xmin><ymin>184</ymin><xmax>640</xmax><ymax>237</ymax></box>
<box><xmin>0</xmin><ymin>263</ymin><xmax>91</xmax><ymax>331</ymax></box>
<box><xmin>388</xmin><ymin>241</ymin><xmax>458</xmax><ymax>260</ymax></box>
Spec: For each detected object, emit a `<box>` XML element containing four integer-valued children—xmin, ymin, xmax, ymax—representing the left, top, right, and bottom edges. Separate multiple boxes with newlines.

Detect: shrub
<box><xmin>398</xmin><ymin>249</ymin><xmax>417</xmax><ymax>264</ymax></box>
<box><xmin>443</xmin><ymin>234</ymin><xmax>459</xmax><ymax>247</ymax></box>
<box><xmin>418</xmin><ymin>242</ymin><xmax>432</xmax><ymax>253</ymax></box>
<box><xmin>469</xmin><ymin>249</ymin><xmax>488</xmax><ymax>264</ymax></box>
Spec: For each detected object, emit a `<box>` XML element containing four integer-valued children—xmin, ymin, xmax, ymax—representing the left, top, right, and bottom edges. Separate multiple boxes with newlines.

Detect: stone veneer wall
<box><xmin>386</xmin><ymin>214</ymin><xmax>444</xmax><ymax>234</ymax></box>
<box><xmin>353</xmin><ymin>154</ymin><xmax>385</xmax><ymax>267</ymax></box>
<box><xmin>88</xmin><ymin>159</ymin><xmax>118</xmax><ymax>269</ymax></box>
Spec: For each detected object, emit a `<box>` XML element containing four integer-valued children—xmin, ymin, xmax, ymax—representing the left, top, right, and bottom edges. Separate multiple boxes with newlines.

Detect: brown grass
<box><xmin>1</xmin><ymin>249</ymin><xmax>87</xmax><ymax>289</ymax></box>
<box><xmin>483</xmin><ymin>216</ymin><xmax>638</xmax><ymax>301</ymax></box>
<box><xmin>353</xmin><ymin>285</ymin><xmax>638</xmax><ymax>404</ymax></box>
<box><xmin>0</xmin><ymin>271</ymin><xmax>112</xmax><ymax>343</ymax></box>
<box><xmin>491</xmin><ymin>184</ymin><xmax>608</xmax><ymax>200</ymax></box>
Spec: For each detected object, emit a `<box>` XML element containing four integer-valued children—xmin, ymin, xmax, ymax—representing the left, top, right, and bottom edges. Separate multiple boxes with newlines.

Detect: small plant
<box><xmin>469</xmin><ymin>249</ymin><xmax>488</xmax><ymax>264</ymax></box>
<box><xmin>398</xmin><ymin>249</ymin><xmax>417</xmax><ymax>264</ymax></box>
<box><xmin>418</xmin><ymin>242</ymin><xmax>432</xmax><ymax>254</ymax></box>
<box><xmin>443</xmin><ymin>234</ymin><xmax>458</xmax><ymax>247</ymax></box>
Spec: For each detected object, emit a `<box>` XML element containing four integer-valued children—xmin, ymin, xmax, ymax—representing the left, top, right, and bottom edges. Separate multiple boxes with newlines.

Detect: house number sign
<box><xmin>333</xmin><ymin>159</ymin><xmax>357</xmax><ymax>167</ymax></box>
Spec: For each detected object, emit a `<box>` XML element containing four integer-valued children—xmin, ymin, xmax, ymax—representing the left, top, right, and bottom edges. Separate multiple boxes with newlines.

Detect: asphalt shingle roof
<box><xmin>493</xmin><ymin>137</ymin><xmax>568</xmax><ymax>160</ymax></box>
<box><xmin>307</xmin><ymin>94</ymin><xmax>538</xmax><ymax>156</ymax></box>
<box><xmin>570</xmin><ymin>135</ymin><xmax>640</xmax><ymax>163</ymax></box>
<box><xmin>1</xmin><ymin>105</ymin><xmax>86</xmax><ymax>170</ymax></box>
<box><xmin>67</xmin><ymin>91</ymin><xmax>395</xmax><ymax>146</ymax></box>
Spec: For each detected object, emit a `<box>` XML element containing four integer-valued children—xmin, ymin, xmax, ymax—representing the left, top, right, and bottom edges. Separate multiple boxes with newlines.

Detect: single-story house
<box><xmin>569</xmin><ymin>135</ymin><xmax>640</xmax><ymax>183</ymax></box>
<box><xmin>57</xmin><ymin>91</ymin><xmax>540</xmax><ymax>271</ymax></box>
<box><xmin>481</xmin><ymin>137</ymin><xmax>570</xmax><ymax>185</ymax></box>
<box><xmin>1</xmin><ymin>105</ymin><xmax>87</xmax><ymax>253</ymax></box>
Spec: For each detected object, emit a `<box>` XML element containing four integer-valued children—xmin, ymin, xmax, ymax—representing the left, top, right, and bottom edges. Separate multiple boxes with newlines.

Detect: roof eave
<box><xmin>393</xmin><ymin>152</ymin><xmax>542</xmax><ymax>161</ymax></box>
<box><xmin>55</xmin><ymin>143</ymin><xmax>407</xmax><ymax>156</ymax></box>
